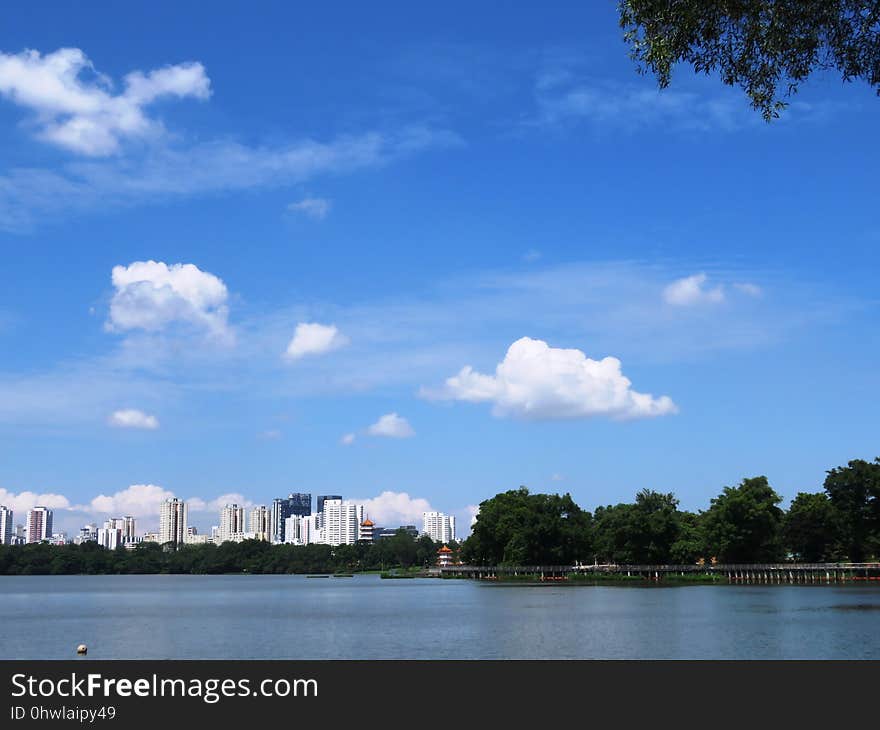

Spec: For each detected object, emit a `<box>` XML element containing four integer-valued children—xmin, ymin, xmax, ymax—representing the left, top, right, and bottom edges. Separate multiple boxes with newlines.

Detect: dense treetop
<box><xmin>620</xmin><ymin>0</ymin><xmax>880</xmax><ymax>119</ymax></box>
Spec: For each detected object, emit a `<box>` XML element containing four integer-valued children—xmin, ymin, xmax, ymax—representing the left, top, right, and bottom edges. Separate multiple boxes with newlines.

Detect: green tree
<box><xmin>669</xmin><ymin>511</ymin><xmax>707</xmax><ymax>564</ymax></box>
<box><xmin>462</xmin><ymin>487</ymin><xmax>592</xmax><ymax>565</ymax></box>
<box><xmin>823</xmin><ymin>457</ymin><xmax>880</xmax><ymax>560</ymax></box>
<box><xmin>783</xmin><ymin>492</ymin><xmax>840</xmax><ymax>562</ymax></box>
<box><xmin>593</xmin><ymin>490</ymin><xmax>683</xmax><ymax>564</ymax></box>
<box><xmin>620</xmin><ymin>0</ymin><xmax>880</xmax><ymax>120</ymax></box>
<box><xmin>702</xmin><ymin>476</ymin><xmax>784</xmax><ymax>562</ymax></box>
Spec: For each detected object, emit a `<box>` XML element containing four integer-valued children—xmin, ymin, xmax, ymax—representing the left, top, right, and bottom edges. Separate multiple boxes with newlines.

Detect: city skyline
<box><xmin>0</xmin><ymin>494</ymin><xmax>457</xmax><ymax>547</ymax></box>
<box><xmin>1</xmin><ymin>3</ymin><xmax>878</xmax><ymax>543</ymax></box>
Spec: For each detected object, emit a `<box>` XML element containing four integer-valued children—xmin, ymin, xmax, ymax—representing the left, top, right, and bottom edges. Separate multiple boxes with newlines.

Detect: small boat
<box><xmin>333</xmin><ymin>573</ymin><xmax>354</xmax><ymax>578</ymax></box>
<box><xmin>306</xmin><ymin>574</ymin><xmax>330</xmax><ymax>578</ymax></box>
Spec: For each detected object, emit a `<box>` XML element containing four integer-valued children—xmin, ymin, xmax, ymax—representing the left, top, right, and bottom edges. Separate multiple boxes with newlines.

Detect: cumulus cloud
<box><xmin>0</xmin><ymin>47</ymin><xmax>210</xmax><ymax>155</ymax></box>
<box><xmin>424</xmin><ymin>336</ymin><xmax>677</xmax><ymax>420</ymax></box>
<box><xmin>352</xmin><ymin>491</ymin><xmax>432</xmax><ymax>526</ymax></box>
<box><xmin>287</xmin><ymin>196</ymin><xmax>331</xmax><ymax>220</ymax></box>
<box><xmin>663</xmin><ymin>273</ymin><xmax>725</xmax><ymax>307</ymax></box>
<box><xmin>86</xmin><ymin>483</ymin><xmax>173</xmax><ymax>517</ymax></box>
<box><xmin>107</xmin><ymin>408</ymin><xmax>159</xmax><ymax>430</ymax></box>
<box><xmin>0</xmin><ymin>487</ymin><xmax>71</xmax><ymax>514</ymax></box>
<box><xmin>340</xmin><ymin>432</ymin><xmax>356</xmax><ymax>446</ymax></box>
<box><xmin>107</xmin><ymin>260</ymin><xmax>230</xmax><ymax>339</ymax></box>
<box><xmin>284</xmin><ymin>322</ymin><xmax>348</xmax><ymax>360</ymax></box>
<box><xmin>186</xmin><ymin>493</ymin><xmax>253</xmax><ymax>513</ymax></box>
<box><xmin>367</xmin><ymin>412</ymin><xmax>415</xmax><ymax>438</ymax></box>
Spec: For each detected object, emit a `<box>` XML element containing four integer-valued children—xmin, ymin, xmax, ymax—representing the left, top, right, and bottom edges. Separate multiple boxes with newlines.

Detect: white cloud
<box><xmin>367</xmin><ymin>412</ymin><xmax>415</xmax><ymax>438</ymax></box>
<box><xmin>466</xmin><ymin>504</ymin><xmax>480</xmax><ymax>526</ymax></box>
<box><xmin>0</xmin><ymin>126</ymin><xmax>461</xmax><ymax>232</ymax></box>
<box><xmin>0</xmin><ymin>47</ymin><xmax>210</xmax><ymax>155</ymax></box>
<box><xmin>352</xmin><ymin>491</ymin><xmax>432</xmax><ymax>526</ymax></box>
<box><xmin>663</xmin><ymin>273</ymin><xmax>725</xmax><ymax>307</ymax></box>
<box><xmin>287</xmin><ymin>196</ymin><xmax>331</xmax><ymax>220</ymax></box>
<box><xmin>522</xmin><ymin>249</ymin><xmax>542</xmax><ymax>263</ymax></box>
<box><xmin>187</xmin><ymin>493</ymin><xmax>252</xmax><ymax>513</ymax></box>
<box><xmin>734</xmin><ymin>282</ymin><xmax>763</xmax><ymax>298</ymax></box>
<box><xmin>0</xmin><ymin>487</ymin><xmax>71</xmax><ymax>515</ymax></box>
<box><xmin>424</xmin><ymin>336</ymin><xmax>677</xmax><ymax>421</ymax></box>
<box><xmin>284</xmin><ymin>322</ymin><xmax>348</xmax><ymax>360</ymax></box>
<box><xmin>107</xmin><ymin>408</ymin><xmax>159</xmax><ymax>430</ymax></box>
<box><xmin>551</xmin><ymin>473</ymin><xmax>564</xmax><ymax>482</ymax></box>
<box><xmin>107</xmin><ymin>260</ymin><xmax>230</xmax><ymax>339</ymax></box>
<box><xmin>258</xmin><ymin>429</ymin><xmax>282</xmax><ymax>441</ymax></box>
<box><xmin>340</xmin><ymin>432</ymin><xmax>356</xmax><ymax>446</ymax></box>
<box><xmin>86</xmin><ymin>484</ymin><xmax>173</xmax><ymax>517</ymax></box>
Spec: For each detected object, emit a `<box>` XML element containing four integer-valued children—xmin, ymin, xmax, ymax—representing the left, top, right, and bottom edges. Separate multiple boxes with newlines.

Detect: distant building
<box><xmin>422</xmin><ymin>512</ymin><xmax>456</xmax><ymax>543</ymax></box>
<box><xmin>142</xmin><ymin>532</ymin><xmax>160</xmax><ymax>543</ymax></box>
<box><xmin>322</xmin><ymin>499</ymin><xmax>364</xmax><ymax>546</ymax></box>
<box><xmin>97</xmin><ymin>523</ymin><xmax>121</xmax><ymax>550</ymax></box>
<box><xmin>0</xmin><ymin>505</ymin><xmax>12</xmax><ymax>545</ymax></box>
<box><xmin>121</xmin><ymin>516</ymin><xmax>136</xmax><ymax>545</ymax></box>
<box><xmin>271</xmin><ymin>494</ymin><xmax>312</xmax><ymax>543</ymax></box>
<box><xmin>219</xmin><ymin>504</ymin><xmax>246</xmax><ymax>544</ymax></box>
<box><xmin>314</xmin><ymin>495</ymin><xmax>342</xmax><ymax>531</ymax></box>
<box><xmin>375</xmin><ymin>525</ymin><xmax>419</xmax><ymax>540</ymax></box>
<box><xmin>249</xmin><ymin>505</ymin><xmax>272</xmax><ymax>541</ymax></box>
<box><xmin>159</xmin><ymin>498</ymin><xmax>187</xmax><ymax>546</ymax></box>
<box><xmin>283</xmin><ymin>514</ymin><xmax>316</xmax><ymax>546</ymax></box>
<box><xmin>26</xmin><ymin>507</ymin><xmax>53</xmax><ymax>544</ymax></box>
<box><xmin>74</xmin><ymin>524</ymin><xmax>97</xmax><ymax>545</ymax></box>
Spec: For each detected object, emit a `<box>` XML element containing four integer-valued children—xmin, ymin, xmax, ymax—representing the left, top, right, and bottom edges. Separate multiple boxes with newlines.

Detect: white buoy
<box><xmin>76</xmin><ymin>644</ymin><xmax>87</xmax><ymax>655</ymax></box>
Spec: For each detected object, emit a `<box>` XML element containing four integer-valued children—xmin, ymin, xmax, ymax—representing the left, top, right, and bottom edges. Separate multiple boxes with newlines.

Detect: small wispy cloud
<box><xmin>367</xmin><ymin>412</ymin><xmax>415</xmax><ymax>438</ymax></box>
<box><xmin>287</xmin><ymin>196</ymin><xmax>331</xmax><ymax>220</ymax></box>
<box><xmin>284</xmin><ymin>322</ymin><xmax>348</xmax><ymax>361</ymax></box>
<box><xmin>663</xmin><ymin>273</ymin><xmax>725</xmax><ymax>307</ymax></box>
<box><xmin>107</xmin><ymin>408</ymin><xmax>159</xmax><ymax>430</ymax></box>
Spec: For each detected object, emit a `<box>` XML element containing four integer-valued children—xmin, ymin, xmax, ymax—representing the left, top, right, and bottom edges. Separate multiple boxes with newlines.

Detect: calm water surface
<box><xmin>3</xmin><ymin>574</ymin><xmax>880</xmax><ymax>659</ymax></box>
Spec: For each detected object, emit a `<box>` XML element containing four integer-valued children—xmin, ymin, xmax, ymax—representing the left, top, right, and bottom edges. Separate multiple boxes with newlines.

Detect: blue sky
<box><xmin>1</xmin><ymin>1</ymin><xmax>878</xmax><ymax>535</ymax></box>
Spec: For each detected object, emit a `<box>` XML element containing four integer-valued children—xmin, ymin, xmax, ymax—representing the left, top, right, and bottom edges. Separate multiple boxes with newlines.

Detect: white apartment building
<box><xmin>249</xmin><ymin>505</ymin><xmax>271</xmax><ymax>540</ymax></box>
<box><xmin>283</xmin><ymin>514</ymin><xmax>318</xmax><ymax>546</ymax></box>
<box><xmin>322</xmin><ymin>499</ymin><xmax>364</xmax><ymax>546</ymax></box>
<box><xmin>0</xmin><ymin>505</ymin><xmax>12</xmax><ymax>545</ymax></box>
<box><xmin>422</xmin><ymin>511</ymin><xmax>456</xmax><ymax>543</ymax></box>
<box><xmin>97</xmin><ymin>524</ymin><xmax>121</xmax><ymax>550</ymax></box>
<box><xmin>219</xmin><ymin>504</ymin><xmax>246</xmax><ymax>544</ymax></box>
<box><xmin>159</xmin><ymin>498</ymin><xmax>187</xmax><ymax>546</ymax></box>
<box><xmin>26</xmin><ymin>507</ymin><xmax>53</xmax><ymax>544</ymax></box>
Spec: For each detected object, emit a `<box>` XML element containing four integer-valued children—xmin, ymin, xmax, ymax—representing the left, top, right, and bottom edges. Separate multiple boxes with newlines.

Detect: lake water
<box><xmin>3</xmin><ymin>574</ymin><xmax>880</xmax><ymax>659</ymax></box>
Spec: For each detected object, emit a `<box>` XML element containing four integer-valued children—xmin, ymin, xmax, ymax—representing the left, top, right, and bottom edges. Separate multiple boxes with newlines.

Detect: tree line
<box><xmin>462</xmin><ymin>458</ymin><xmax>880</xmax><ymax>566</ymax></box>
<box><xmin>0</xmin><ymin>529</ymin><xmax>455</xmax><ymax>576</ymax></box>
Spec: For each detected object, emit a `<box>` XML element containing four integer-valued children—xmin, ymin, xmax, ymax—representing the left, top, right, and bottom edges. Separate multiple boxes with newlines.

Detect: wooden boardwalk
<box><xmin>439</xmin><ymin>562</ymin><xmax>880</xmax><ymax>583</ymax></box>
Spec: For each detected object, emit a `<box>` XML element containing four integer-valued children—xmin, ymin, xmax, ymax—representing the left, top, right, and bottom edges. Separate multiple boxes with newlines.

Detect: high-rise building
<box><xmin>0</xmin><ymin>505</ymin><xmax>12</xmax><ymax>545</ymax></box>
<box><xmin>97</xmin><ymin>521</ymin><xmax>122</xmax><ymax>550</ymax></box>
<box><xmin>316</xmin><ymin>495</ymin><xmax>342</xmax><ymax>516</ymax></box>
<box><xmin>26</xmin><ymin>507</ymin><xmax>53</xmax><ymax>544</ymax></box>
<box><xmin>271</xmin><ymin>493</ymin><xmax>312</xmax><ymax>543</ymax></box>
<box><xmin>283</xmin><ymin>514</ymin><xmax>316</xmax><ymax>545</ymax></box>
<box><xmin>249</xmin><ymin>505</ymin><xmax>271</xmax><ymax>541</ymax></box>
<box><xmin>74</xmin><ymin>524</ymin><xmax>97</xmax><ymax>545</ymax></box>
<box><xmin>121</xmin><ymin>516</ymin><xmax>136</xmax><ymax>544</ymax></box>
<box><xmin>219</xmin><ymin>504</ymin><xmax>246</xmax><ymax>543</ymax></box>
<box><xmin>322</xmin><ymin>499</ymin><xmax>364</xmax><ymax>546</ymax></box>
<box><xmin>422</xmin><ymin>512</ymin><xmax>456</xmax><ymax>543</ymax></box>
<box><xmin>159</xmin><ymin>498</ymin><xmax>187</xmax><ymax>546</ymax></box>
